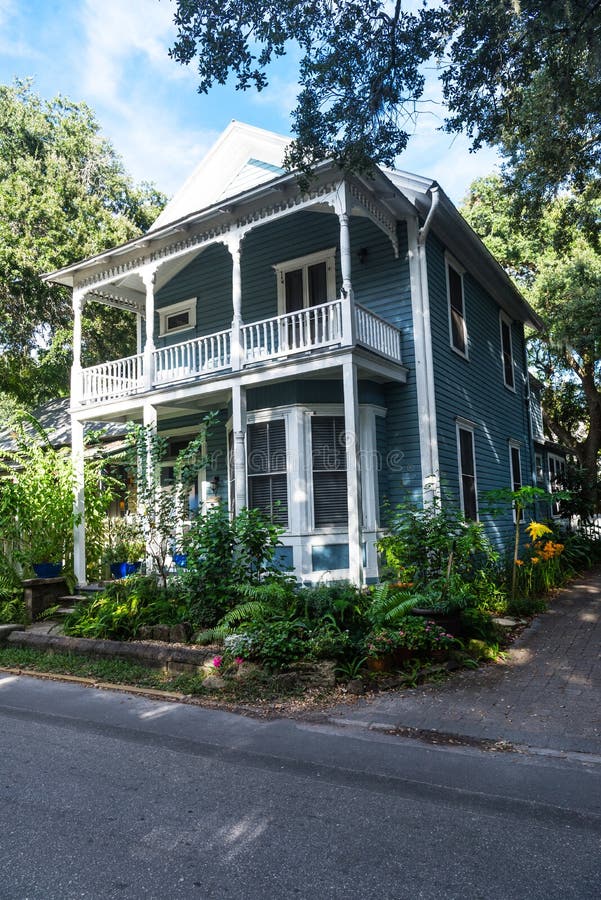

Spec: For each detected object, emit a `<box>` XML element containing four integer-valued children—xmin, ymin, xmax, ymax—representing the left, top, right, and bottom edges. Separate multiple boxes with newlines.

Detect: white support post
<box><xmin>141</xmin><ymin>266</ymin><xmax>158</xmax><ymax>391</ymax></box>
<box><xmin>136</xmin><ymin>307</ymin><xmax>144</xmax><ymax>355</ymax></box>
<box><xmin>72</xmin><ymin>417</ymin><xmax>86</xmax><ymax>586</ymax></box>
<box><xmin>71</xmin><ymin>290</ymin><xmax>86</xmax><ymax>406</ymax></box>
<box><xmin>227</xmin><ymin>234</ymin><xmax>244</xmax><ymax>370</ymax></box>
<box><xmin>232</xmin><ymin>382</ymin><xmax>247</xmax><ymax>514</ymax></box>
<box><xmin>335</xmin><ymin>183</ymin><xmax>356</xmax><ymax>347</ymax></box>
<box><xmin>142</xmin><ymin>402</ymin><xmax>158</xmax><ymax>573</ymax></box>
<box><xmin>343</xmin><ymin>360</ymin><xmax>363</xmax><ymax>585</ymax></box>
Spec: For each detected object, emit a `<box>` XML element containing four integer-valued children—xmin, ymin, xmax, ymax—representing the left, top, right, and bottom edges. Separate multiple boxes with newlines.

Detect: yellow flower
<box><xmin>515</xmin><ymin>559</ymin><xmax>524</xmax><ymax>566</ymax></box>
<box><xmin>526</xmin><ymin>521</ymin><xmax>553</xmax><ymax>540</ymax></box>
<box><xmin>531</xmin><ymin>556</ymin><xmax>540</xmax><ymax>564</ymax></box>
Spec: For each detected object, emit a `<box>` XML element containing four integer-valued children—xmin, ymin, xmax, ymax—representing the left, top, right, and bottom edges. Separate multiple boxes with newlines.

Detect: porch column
<box><xmin>71</xmin><ymin>290</ymin><xmax>86</xmax><ymax>406</ymax></box>
<box><xmin>142</xmin><ymin>402</ymin><xmax>158</xmax><ymax>572</ymax></box>
<box><xmin>232</xmin><ymin>382</ymin><xmax>247</xmax><ymax>514</ymax></box>
<box><xmin>335</xmin><ymin>183</ymin><xmax>356</xmax><ymax>346</ymax></box>
<box><xmin>343</xmin><ymin>360</ymin><xmax>363</xmax><ymax>585</ymax></box>
<box><xmin>141</xmin><ymin>266</ymin><xmax>159</xmax><ymax>391</ymax></box>
<box><xmin>227</xmin><ymin>234</ymin><xmax>243</xmax><ymax>370</ymax></box>
<box><xmin>72</xmin><ymin>417</ymin><xmax>86</xmax><ymax>585</ymax></box>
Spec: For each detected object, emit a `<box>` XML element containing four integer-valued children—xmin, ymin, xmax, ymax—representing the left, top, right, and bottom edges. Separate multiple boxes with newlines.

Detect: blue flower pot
<box><xmin>110</xmin><ymin>561</ymin><xmax>142</xmax><ymax>579</ymax></box>
<box><xmin>32</xmin><ymin>562</ymin><xmax>63</xmax><ymax>578</ymax></box>
<box><xmin>172</xmin><ymin>553</ymin><xmax>187</xmax><ymax>568</ymax></box>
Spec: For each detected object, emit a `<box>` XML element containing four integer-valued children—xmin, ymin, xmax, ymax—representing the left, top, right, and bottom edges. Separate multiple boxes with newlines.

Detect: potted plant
<box><xmin>103</xmin><ymin>518</ymin><xmax>145</xmax><ymax>579</ymax></box>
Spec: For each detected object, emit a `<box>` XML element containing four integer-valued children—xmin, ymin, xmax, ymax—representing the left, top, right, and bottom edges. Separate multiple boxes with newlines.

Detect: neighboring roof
<box><xmin>0</xmin><ymin>398</ymin><xmax>128</xmax><ymax>454</ymax></box>
<box><xmin>149</xmin><ymin>121</ymin><xmax>290</xmax><ymax>232</ymax></box>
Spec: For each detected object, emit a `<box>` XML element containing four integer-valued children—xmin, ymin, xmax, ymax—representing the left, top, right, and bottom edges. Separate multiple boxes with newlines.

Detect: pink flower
<box><xmin>212</xmin><ymin>655</ymin><xmax>223</xmax><ymax>668</ymax></box>
<box><xmin>235</xmin><ymin>657</ymin><xmax>244</xmax><ymax>666</ymax></box>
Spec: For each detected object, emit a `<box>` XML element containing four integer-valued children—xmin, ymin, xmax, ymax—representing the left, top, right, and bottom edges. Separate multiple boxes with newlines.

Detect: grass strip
<box><xmin>0</xmin><ymin>646</ymin><xmax>206</xmax><ymax>695</ymax></box>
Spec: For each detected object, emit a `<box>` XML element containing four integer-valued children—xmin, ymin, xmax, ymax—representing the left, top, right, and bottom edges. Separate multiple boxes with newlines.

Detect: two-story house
<box><xmin>45</xmin><ymin>121</ymin><xmax>542</xmax><ymax>586</ymax></box>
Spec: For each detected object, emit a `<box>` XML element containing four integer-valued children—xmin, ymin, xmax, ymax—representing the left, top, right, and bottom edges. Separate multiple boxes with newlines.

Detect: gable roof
<box><xmin>149</xmin><ymin>121</ymin><xmax>289</xmax><ymax>231</ymax></box>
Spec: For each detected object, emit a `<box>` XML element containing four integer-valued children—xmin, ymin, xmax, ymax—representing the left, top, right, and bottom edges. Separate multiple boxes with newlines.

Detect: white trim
<box><xmin>455</xmin><ymin>420</ymin><xmax>479</xmax><ymax>520</ymax></box>
<box><xmin>274</xmin><ymin>247</ymin><xmax>337</xmax><ymax>316</ymax></box>
<box><xmin>508</xmin><ymin>439</ymin><xmax>523</xmax><ymax>521</ymax></box>
<box><xmin>445</xmin><ymin>254</ymin><xmax>468</xmax><ymax>359</ymax></box>
<box><xmin>158</xmin><ymin>298</ymin><xmax>197</xmax><ymax>337</ymax></box>
<box><xmin>499</xmin><ymin>311</ymin><xmax>516</xmax><ymax>391</ymax></box>
<box><xmin>407</xmin><ymin>217</ymin><xmax>440</xmax><ymax>502</ymax></box>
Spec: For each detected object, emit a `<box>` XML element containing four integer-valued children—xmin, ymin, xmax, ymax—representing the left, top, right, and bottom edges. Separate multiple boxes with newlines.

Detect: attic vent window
<box><xmin>159</xmin><ymin>298</ymin><xmax>196</xmax><ymax>337</ymax></box>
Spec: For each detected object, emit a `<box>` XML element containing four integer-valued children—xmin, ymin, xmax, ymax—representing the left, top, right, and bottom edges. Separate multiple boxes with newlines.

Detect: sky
<box><xmin>0</xmin><ymin>0</ymin><xmax>501</xmax><ymax>204</ymax></box>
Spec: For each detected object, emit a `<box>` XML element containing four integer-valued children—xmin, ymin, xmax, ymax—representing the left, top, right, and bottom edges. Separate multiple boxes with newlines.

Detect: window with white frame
<box><xmin>535</xmin><ymin>452</ymin><xmax>545</xmax><ymax>486</ymax></box>
<box><xmin>247</xmin><ymin>420</ymin><xmax>288</xmax><ymax>527</ymax></box>
<box><xmin>446</xmin><ymin>255</ymin><xmax>467</xmax><ymax>356</ymax></box>
<box><xmin>311</xmin><ymin>416</ymin><xmax>348</xmax><ymax>528</ymax></box>
<box><xmin>456</xmin><ymin>422</ymin><xmax>478</xmax><ymax>520</ymax></box>
<box><xmin>158</xmin><ymin>298</ymin><xmax>196</xmax><ymax>337</ymax></box>
<box><xmin>509</xmin><ymin>441</ymin><xmax>523</xmax><ymax>520</ymax></box>
<box><xmin>274</xmin><ymin>248</ymin><xmax>336</xmax><ymax>316</ymax></box>
<box><xmin>548</xmin><ymin>453</ymin><xmax>567</xmax><ymax>517</ymax></box>
<box><xmin>500</xmin><ymin>312</ymin><xmax>515</xmax><ymax>389</ymax></box>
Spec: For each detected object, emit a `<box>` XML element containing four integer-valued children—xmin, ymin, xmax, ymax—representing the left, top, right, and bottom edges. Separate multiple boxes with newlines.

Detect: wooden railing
<box><xmin>154</xmin><ymin>329</ymin><xmax>231</xmax><ymax>384</ymax></box>
<box><xmin>78</xmin><ymin>298</ymin><xmax>403</xmax><ymax>405</ymax></box>
<box><xmin>355</xmin><ymin>304</ymin><xmax>403</xmax><ymax>363</ymax></box>
<box><xmin>241</xmin><ymin>298</ymin><xmax>344</xmax><ymax>363</ymax></box>
<box><xmin>81</xmin><ymin>354</ymin><xmax>143</xmax><ymax>404</ymax></box>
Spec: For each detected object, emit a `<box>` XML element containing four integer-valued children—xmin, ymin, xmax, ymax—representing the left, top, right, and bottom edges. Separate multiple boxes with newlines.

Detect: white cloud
<box><xmin>0</xmin><ymin>0</ymin><xmax>39</xmax><ymax>59</ymax></box>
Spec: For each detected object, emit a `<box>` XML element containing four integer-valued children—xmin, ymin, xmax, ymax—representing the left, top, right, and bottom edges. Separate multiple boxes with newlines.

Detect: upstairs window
<box><xmin>446</xmin><ymin>256</ymin><xmax>467</xmax><ymax>357</ymax></box>
<box><xmin>158</xmin><ymin>298</ymin><xmax>196</xmax><ymax>337</ymax></box>
<box><xmin>311</xmin><ymin>416</ymin><xmax>348</xmax><ymax>528</ymax></box>
<box><xmin>274</xmin><ymin>248</ymin><xmax>336</xmax><ymax>316</ymax></box>
<box><xmin>247</xmin><ymin>420</ymin><xmax>288</xmax><ymax>527</ymax></box>
<box><xmin>457</xmin><ymin>423</ymin><xmax>478</xmax><ymax>520</ymax></box>
<box><xmin>500</xmin><ymin>313</ymin><xmax>515</xmax><ymax>389</ymax></box>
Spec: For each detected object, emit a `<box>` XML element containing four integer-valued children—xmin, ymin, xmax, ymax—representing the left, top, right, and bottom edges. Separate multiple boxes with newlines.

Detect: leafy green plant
<box><xmin>363</xmin><ymin>617</ymin><xmax>457</xmax><ymax>659</ymax></box>
<box><xmin>335</xmin><ymin>656</ymin><xmax>367</xmax><ymax>680</ymax></box>
<box><xmin>102</xmin><ymin>517</ymin><xmax>146</xmax><ymax>565</ymax></box>
<box><xmin>123</xmin><ymin>416</ymin><xmax>216</xmax><ymax>586</ymax></box>
<box><xmin>64</xmin><ymin>575</ymin><xmax>189</xmax><ymax>640</ymax></box>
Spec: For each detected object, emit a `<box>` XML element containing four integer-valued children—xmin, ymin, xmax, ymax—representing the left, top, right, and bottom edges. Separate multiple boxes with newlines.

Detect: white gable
<box><xmin>149</xmin><ymin>121</ymin><xmax>290</xmax><ymax>232</ymax></box>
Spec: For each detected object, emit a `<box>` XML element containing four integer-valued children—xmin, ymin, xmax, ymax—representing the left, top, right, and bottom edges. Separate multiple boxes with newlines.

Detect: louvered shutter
<box><xmin>311</xmin><ymin>417</ymin><xmax>348</xmax><ymax>527</ymax></box>
<box><xmin>247</xmin><ymin>421</ymin><xmax>288</xmax><ymax>526</ymax></box>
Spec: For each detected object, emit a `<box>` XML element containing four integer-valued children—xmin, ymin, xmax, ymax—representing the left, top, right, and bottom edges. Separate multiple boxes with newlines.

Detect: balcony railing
<box><xmin>154</xmin><ymin>329</ymin><xmax>231</xmax><ymax>384</ymax></box>
<box><xmin>78</xmin><ymin>299</ymin><xmax>402</xmax><ymax>405</ymax></box>
<box><xmin>81</xmin><ymin>353</ymin><xmax>143</xmax><ymax>405</ymax></box>
<box><xmin>242</xmin><ymin>298</ymin><xmax>343</xmax><ymax>363</ymax></box>
<box><xmin>355</xmin><ymin>304</ymin><xmax>403</xmax><ymax>363</ymax></box>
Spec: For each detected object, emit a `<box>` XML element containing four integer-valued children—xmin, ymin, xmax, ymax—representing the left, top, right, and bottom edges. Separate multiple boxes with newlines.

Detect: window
<box><xmin>446</xmin><ymin>256</ymin><xmax>467</xmax><ymax>356</ymax></box>
<box><xmin>457</xmin><ymin>423</ymin><xmax>478</xmax><ymax>520</ymax></box>
<box><xmin>500</xmin><ymin>313</ymin><xmax>515</xmax><ymax>389</ymax></box>
<box><xmin>509</xmin><ymin>441</ymin><xmax>523</xmax><ymax>520</ymax></box>
<box><xmin>274</xmin><ymin>248</ymin><xmax>336</xmax><ymax>316</ymax></box>
<box><xmin>535</xmin><ymin>452</ymin><xmax>545</xmax><ymax>486</ymax></box>
<box><xmin>549</xmin><ymin>453</ymin><xmax>567</xmax><ymax>517</ymax></box>
<box><xmin>158</xmin><ymin>298</ymin><xmax>196</xmax><ymax>337</ymax></box>
<box><xmin>311</xmin><ymin>416</ymin><xmax>348</xmax><ymax>528</ymax></box>
<box><xmin>247</xmin><ymin>420</ymin><xmax>288</xmax><ymax>526</ymax></box>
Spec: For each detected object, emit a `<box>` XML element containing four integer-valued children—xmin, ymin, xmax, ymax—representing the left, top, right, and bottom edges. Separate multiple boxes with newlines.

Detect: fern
<box><xmin>366</xmin><ymin>584</ymin><xmax>421</xmax><ymax>628</ymax></box>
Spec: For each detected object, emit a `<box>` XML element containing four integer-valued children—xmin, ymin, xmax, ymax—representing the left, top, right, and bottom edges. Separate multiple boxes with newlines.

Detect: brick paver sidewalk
<box><xmin>323</xmin><ymin>568</ymin><xmax>601</xmax><ymax>755</ymax></box>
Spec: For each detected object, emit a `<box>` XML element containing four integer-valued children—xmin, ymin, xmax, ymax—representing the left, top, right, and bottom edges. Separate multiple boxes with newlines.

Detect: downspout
<box><xmin>410</xmin><ymin>186</ymin><xmax>440</xmax><ymax>503</ymax></box>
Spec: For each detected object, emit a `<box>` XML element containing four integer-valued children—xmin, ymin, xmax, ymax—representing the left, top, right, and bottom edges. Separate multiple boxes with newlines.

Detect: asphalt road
<box><xmin>0</xmin><ymin>675</ymin><xmax>599</xmax><ymax>900</ymax></box>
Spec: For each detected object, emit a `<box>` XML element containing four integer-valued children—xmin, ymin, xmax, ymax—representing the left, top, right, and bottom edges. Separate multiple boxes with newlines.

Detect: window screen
<box><xmin>448</xmin><ymin>265</ymin><xmax>466</xmax><ymax>354</ymax></box>
<box><xmin>458</xmin><ymin>427</ymin><xmax>477</xmax><ymax>520</ymax></box>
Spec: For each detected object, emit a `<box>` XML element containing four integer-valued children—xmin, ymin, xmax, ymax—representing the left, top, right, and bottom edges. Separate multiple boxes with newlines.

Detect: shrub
<box><xmin>64</xmin><ymin>575</ymin><xmax>189</xmax><ymax>640</ymax></box>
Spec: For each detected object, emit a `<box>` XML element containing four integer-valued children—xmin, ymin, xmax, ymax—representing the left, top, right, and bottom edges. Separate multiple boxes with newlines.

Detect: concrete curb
<box><xmin>6</xmin><ymin>630</ymin><xmax>214</xmax><ymax>670</ymax></box>
<box><xmin>0</xmin><ymin>666</ymin><xmax>188</xmax><ymax>703</ymax></box>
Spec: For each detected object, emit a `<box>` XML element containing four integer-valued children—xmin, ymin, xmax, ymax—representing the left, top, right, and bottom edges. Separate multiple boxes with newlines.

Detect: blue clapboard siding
<box><xmin>426</xmin><ymin>232</ymin><xmax>533</xmax><ymax>547</ymax></box>
<box><xmin>247</xmin><ymin>379</ymin><xmax>386</xmax><ymax>411</ymax></box>
<box><xmin>155</xmin><ymin>243</ymin><xmax>232</xmax><ymax>346</ymax></box>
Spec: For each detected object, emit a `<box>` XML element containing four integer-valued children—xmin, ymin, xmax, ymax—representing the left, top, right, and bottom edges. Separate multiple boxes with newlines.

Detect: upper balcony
<box><xmin>78</xmin><ymin>299</ymin><xmax>403</xmax><ymax>406</ymax></box>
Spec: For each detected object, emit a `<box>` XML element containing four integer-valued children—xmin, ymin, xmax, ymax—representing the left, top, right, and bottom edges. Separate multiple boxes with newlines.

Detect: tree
<box><xmin>0</xmin><ymin>80</ymin><xmax>166</xmax><ymax>407</ymax></box>
<box><xmin>167</xmin><ymin>1</ymin><xmax>600</xmax><ymax>202</ymax></box>
<box><xmin>461</xmin><ymin>175</ymin><xmax>601</xmax><ymax>509</ymax></box>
